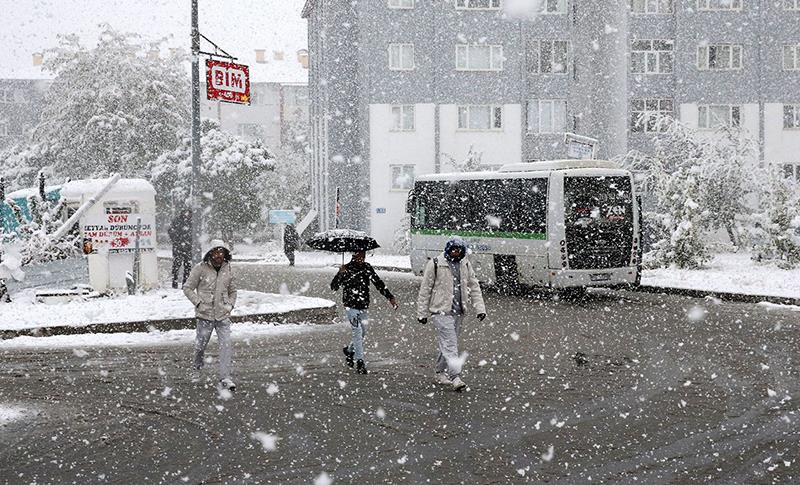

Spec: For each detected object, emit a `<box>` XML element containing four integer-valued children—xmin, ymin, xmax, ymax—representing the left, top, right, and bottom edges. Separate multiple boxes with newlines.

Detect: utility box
<box><xmin>61</xmin><ymin>179</ymin><xmax>158</xmax><ymax>293</ymax></box>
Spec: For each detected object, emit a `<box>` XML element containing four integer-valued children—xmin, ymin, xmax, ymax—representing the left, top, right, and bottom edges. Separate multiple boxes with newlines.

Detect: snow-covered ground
<box><xmin>0</xmin><ymin>289</ymin><xmax>334</xmax><ymax>332</ymax></box>
<box><xmin>0</xmin><ymin>320</ymin><xmax>343</xmax><ymax>350</ymax></box>
<box><xmin>642</xmin><ymin>252</ymin><xmax>800</xmax><ymax>299</ymax></box>
<box><xmin>0</xmin><ymin>404</ymin><xmax>33</xmax><ymax>426</ymax></box>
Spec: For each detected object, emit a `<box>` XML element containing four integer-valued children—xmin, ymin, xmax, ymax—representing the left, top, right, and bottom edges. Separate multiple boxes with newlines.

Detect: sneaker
<box><xmin>343</xmin><ymin>347</ymin><xmax>355</xmax><ymax>368</ymax></box>
<box><xmin>434</xmin><ymin>372</ymin><xmax>451</xmax><ymax>385</ymax></box>
<box><xmin>220</xmin><ymin>378</ymin><xmax>236</xmax><ymax>391</ymax></box>
<box><xmin>451</xmin><ymin>377</ymin><xmax>466</xmax><ymax>391</ymax></box>
<box><xmin>356</xmin><ymin>359</ymin><xmax>368</xmax><ymax>375</ymax></box>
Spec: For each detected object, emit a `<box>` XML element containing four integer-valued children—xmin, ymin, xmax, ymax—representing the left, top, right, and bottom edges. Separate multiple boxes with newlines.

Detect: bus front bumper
<box><xmin>547</xmin><ymin>267</ymin><xmax>638</xmax><ymax>288</ymax></box>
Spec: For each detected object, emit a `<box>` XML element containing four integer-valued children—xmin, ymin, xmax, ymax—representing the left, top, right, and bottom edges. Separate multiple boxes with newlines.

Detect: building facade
<box><xmin>302</xmin><ymin>0</ymin><xmax>800</xmax><ymax>249</ymax></box>
<box><xmin>0</xmin><ymin>78</ymin><xmax>49</xmax><ymax>151</ymax></box>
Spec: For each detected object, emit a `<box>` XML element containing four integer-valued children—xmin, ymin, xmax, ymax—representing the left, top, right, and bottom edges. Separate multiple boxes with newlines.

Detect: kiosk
<box><xmin>61</xmin><ymin>178</ymin><xmax>158</xmax><ymax>293</ymax></box>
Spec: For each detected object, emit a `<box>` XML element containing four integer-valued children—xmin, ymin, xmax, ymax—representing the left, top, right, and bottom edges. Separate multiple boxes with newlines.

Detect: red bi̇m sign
<box><xmin>206</xmin><ymin>59</ymin><xmax>250</xmax><ymax>105</ymax></box>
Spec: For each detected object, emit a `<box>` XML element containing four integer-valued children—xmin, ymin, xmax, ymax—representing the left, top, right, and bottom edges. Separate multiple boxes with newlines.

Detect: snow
<box><xmin>60</xmin><ymin>178</ymin><xmax>155</xmax><ymax>200</ymax></box>
<box><xmin>0</xmin><ymin>320</ymin><xmax>340</xmax><ymax>349</ymax></box>
<box><xmin>0</xmin><ymin>404</ymin><xmax>32</xmax><ymax>426</ymax></box>
<box><xmin>642</xmin><ymin>252</ymin><xmax>800</xmax><ymax>299</ymax></box>
<box><xmin>0</xmin><ymin>289</ymin><xmax>334</xmax><ymax>331</ymax></box>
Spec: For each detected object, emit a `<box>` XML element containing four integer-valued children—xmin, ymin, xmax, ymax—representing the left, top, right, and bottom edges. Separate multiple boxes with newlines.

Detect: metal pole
<box><xmin>132</xmin><ymin>216</ymin><xmax>141</xmax><ymax>292</ymax></box>
<box><xmin>190</xmin><ymin>0</ymin><xmax>202</xmax><ymax>264</ymax></box>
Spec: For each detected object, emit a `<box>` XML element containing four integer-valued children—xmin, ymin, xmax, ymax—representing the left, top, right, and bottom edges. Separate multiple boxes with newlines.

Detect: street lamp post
<box><xmin>190</xmin><ymin>0</ymin><xmax>202</xmax><ymax>264</ymax></box>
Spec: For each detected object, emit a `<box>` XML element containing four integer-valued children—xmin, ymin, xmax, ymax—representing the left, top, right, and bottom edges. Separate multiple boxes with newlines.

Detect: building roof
<box><xmin>1</xmin><ymin>63</ymin><xmax>52</xmax><ymax>81</ymax></box>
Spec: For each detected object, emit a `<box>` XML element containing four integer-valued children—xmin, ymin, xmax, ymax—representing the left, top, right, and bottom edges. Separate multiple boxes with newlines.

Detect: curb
<box><xmin>633</xmin><ymin>284</ymin><xmax>800</xmax><ymax>306</ymax></box>
<box><xmin>0</xmin><ymin>305</ymin><xmax>337</xmax><ymax>340</ymax></box>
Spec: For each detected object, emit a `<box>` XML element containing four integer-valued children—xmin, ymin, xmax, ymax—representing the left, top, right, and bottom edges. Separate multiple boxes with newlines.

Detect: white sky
<box><xmin>0</xmin><ymin>0</ymin><xmax>308</xmax><ymax>79</ymax></box>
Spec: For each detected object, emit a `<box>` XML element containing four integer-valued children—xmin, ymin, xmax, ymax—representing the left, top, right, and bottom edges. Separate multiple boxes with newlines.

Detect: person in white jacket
<box><xmin>183</xmin><ymin>239</ymin><xmax>237</xmax><ymax>390</ymax></box>
<box><xmin>416</xmin><ymin>236</ymin><xmax>486</xmax><ymax>391</ymax></box>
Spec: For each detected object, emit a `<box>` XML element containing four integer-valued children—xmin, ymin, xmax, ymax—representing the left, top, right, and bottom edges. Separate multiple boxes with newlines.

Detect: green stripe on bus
<box><xmin>411</xmin><ymin>229</ymin><xmax>547</xmax><ymax>240</ymax></box>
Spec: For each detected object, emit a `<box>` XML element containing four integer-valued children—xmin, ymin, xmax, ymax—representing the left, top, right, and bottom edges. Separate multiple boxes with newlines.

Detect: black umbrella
<box><xmin>305</xmin><ymin>229</ymin><xmax>380</xmax><ymax>253</ymax></box>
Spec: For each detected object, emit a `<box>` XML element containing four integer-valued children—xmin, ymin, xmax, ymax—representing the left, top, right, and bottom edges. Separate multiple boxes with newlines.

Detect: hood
<box><xmin>443</xmin><ymin>236</ymin><xmax>467</xmax><ymax>262</ymax></box>
<box><xmin>203</xmin><ymin>239</ymin><xmax>232</xmax><ymax>263</ymax></box>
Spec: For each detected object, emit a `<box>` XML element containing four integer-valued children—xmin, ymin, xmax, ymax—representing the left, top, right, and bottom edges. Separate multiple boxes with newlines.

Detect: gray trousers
<box><xmin>431</xmin><ymin>314</ymin><xmax>464</xmax><ymax>378</ymax></box>
<box><xmin>194</xmin><ymin>318</ymin><xmax>232</xmax><ymax>380</ymax></box>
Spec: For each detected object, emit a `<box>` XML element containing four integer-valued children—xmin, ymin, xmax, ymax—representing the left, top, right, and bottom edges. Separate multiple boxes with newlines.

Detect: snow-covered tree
<box><xmin>2</xmin><ymin>27</ymin><xmax>190</xmax><ymax>185</ymax></box>
<box><xmin>1</xmin><ymin>173</ymin><xmax>78</xmax><ymax>267</ymax></box>
<box><xmin>443</xmin><ymin>145</ymin><xmax>485</xmax><ymax>172</ymax></box>
<box><xmin>620</xmin><ymin>116</ymin><xmax>754</xmax><ymax>268</ymax></box>
<box><xmin>151</xmin><ymin>119</ymin><xmax>275</xmax><ymax>244</ymax></box>
<box><xmin>645</xmin><ymin>166</ymin><xmax>710</xmax><ymax>269</ymax></box>
<box><xmin>747</xmin><ymin>167</ymin><xmax>800</xmax><ymax>268</ymax></box>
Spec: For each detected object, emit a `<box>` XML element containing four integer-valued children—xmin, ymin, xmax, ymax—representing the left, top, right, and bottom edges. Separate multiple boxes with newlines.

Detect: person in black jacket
<box><xmin>331</xmin><ymin>250</ymin><xmax>398</xmax><ymax>374</ymax></box>
<box><xmin>283</xmin><ymin>224</ymin><xmax>300</xmax><ymax>266</ymax></box>
<box><xmin>168</xmin><ymin>208</ymin><xmax>192</xmax><ymax>289</ymax></box>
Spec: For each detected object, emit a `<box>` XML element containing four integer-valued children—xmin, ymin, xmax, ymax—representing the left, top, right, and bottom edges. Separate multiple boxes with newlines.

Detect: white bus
<box><xmin>406</xmin><ymin>160</ymin><xmax>642</xmax><ymax>289</ymax></box>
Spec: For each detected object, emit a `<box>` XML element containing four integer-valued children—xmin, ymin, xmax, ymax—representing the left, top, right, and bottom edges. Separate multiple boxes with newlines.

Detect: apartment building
<box><xmin>302</xmin><ymin>0</ymin><xmax>800</xmax><ymax>248</ymax></box>
<box><xmin>0</xmin><ymin>55</ymin><xmax>49</xmax><ymax>151</ymax></box>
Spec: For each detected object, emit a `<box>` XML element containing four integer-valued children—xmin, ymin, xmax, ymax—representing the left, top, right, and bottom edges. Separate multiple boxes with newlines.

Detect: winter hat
<box><xmin>444</xmin><ymin>236</ymin><xmax>467</xmax><ymax>262</ymax></box>
<box><xmin>203</xmin><ymin>239</ymin><xmax>232</xmax><ymax>262</ymax></box>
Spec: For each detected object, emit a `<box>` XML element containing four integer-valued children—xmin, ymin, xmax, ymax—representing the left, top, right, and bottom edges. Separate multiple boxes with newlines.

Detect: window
<box><xmin>0</xmin><ymin>121</ymin><xmax>7</xmax><ymax>136</ymax></box>
<box><xmin>697</xmin><ymin>44</ymin><xmax>742</xmax><ymax>70</ymax></box>
<box><xmin>389</xmin><ymin>43</ymin><xmax>415</xmax><ymax>70</ymax></box>
<box><xmin>237</xmin><ymin>123</ymin><xmax>263</xmax><ymax>139</ymax></box>
<box><xmin>785</xmin><ymin>105</ymin><xmax>800</xmax><ymax>129</ymax></box>
<box><xmin>391</xmin><ymin>165</ymin><xmax>415</xmax><ymax>190</ymax></box>
<box><xmin>391</xmin><ymin>105</ymin><xmax>415</xmax><ymax>131</ymax></box>
<box><xmin>388</xmin><ymin>0</ymin><xmax>414</xmax><ymax>8</ymax></box>
<box><xmin>630</xmin><ymin>0</ymin><xmax>673</xmax><ymax>13</ymax></box>
<box><xmin>784</xmin><ymin>45</ymin><xmax>800</xmax><ymax>71</ymax></box>
<box><xmin>698</xmin><ymin>105</ymin><xmax>741</xmax><ymax>129</ymax></box>
<box><xmin>455</xmin><ymin>0</ymin><xmax>501</xmax><ymax>9</ymax></box>
<box><xmin>539</xmin><ymin>0</ymin><xmax>567</xmax><ymax>14</ymax></box>
<box><xmin>786</xmin><ymin>0</ymin><xmax>800</xmax><ymax>10</ymax></box>
<box><xmin>697</xmin><ymin>0</ymin><xmax>742</xmax><ymax>10</ymax></box>
<box><xmin>457</xmin><ymin>105</ymin><xmax>503</xmax><ymax>130</ymax></box>
<box><xmin>527</xmin><ymin>100</ymin><xmax>567</xmax><ymax>133</ymax></box>
<box><xmin>0</xmin><ymin>88</ymin><xmax>9</xmax><ymax>104</ymax></box>
<box><xmin>527</xmin><ymin>40</ymin><xmax>569</xmax><ymax>74</ymax></box>
<box><xmin>412</xmin><ymin>178</ymin><xmax>548</xmax><ymax>235</ymax></box>
<box><xmin>455</xmin><ymin>44</ymin><xmax>504</xmax><ymax>71</ymax></box>
<box><xmin>630</xmin><ymin>99</ymin><xmax>674</xmax><ymax>132</ymax></box>
<box><xmin>780</xmin><ymin>164</ymin><xmax>800</xmax><ymax>181</ymax></box>
<box><xmin>631</xmin><ymin>40</ymin><xmax>673</xmax><ymax>74</ymax></box>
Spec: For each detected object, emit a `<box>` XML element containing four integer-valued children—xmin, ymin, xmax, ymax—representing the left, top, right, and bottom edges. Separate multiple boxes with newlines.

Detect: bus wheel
<box><xmin>493</xmin><ymin>255</ymin><xmax>521</xmax><ymax>295</ymax></box>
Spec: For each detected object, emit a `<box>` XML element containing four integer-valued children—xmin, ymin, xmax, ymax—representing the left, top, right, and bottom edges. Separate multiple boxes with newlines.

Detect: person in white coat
<box><xmin>183</xmin><ymin>239</ymin><xmax>237</xmax><ymax>390</ymax></box>
<box><xmin>416</xmin><ymin>236</ymin><xmax>486</xmax><ymax>391</ymax></box>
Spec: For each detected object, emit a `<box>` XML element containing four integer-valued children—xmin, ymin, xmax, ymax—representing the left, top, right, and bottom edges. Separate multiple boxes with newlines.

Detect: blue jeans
<box><xmin>345</xmin><ymin>308</ymin><xmax>368</xmax><ymax>361</ymax></box>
